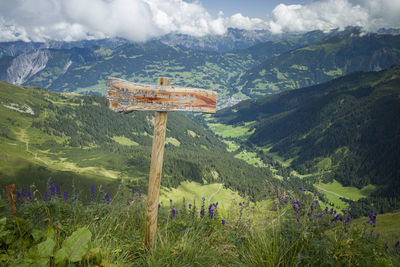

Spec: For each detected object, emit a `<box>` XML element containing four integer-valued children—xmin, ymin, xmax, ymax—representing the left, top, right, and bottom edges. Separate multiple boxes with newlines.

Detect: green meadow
<box><xmin>315</xmin><ymin>180</ymin><xmax>376</xmax><ymax>211</ymax></box>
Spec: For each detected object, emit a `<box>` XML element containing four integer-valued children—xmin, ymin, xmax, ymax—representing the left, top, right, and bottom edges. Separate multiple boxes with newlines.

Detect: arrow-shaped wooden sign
<box><xmin>106</xmin><ymin>77</ymin><xmax>217</xmax><ymax>113</ymax></box>
<box><xmin>105</xmin><ymin>77</ymin><xmax>217</xmax><ymax>250</ymax></box>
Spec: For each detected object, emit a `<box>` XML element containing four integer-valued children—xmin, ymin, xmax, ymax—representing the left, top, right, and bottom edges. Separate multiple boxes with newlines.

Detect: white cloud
<box><xmin>0</xmin><ymin>0</ymin><xmax>399</xmax><ymax>42</ymax></box>
<box><xmin>0</xmin><ymin>0</ymin><xmax>226</xmax><ymax>42</ymax></box>
<box><xmin>268</xmin><ymin>0</ymin><xmax>400</xmax><ymax>34</ymax></box>
<box><xmin>226</xmin><ymin>13</ymin><xmax>268</xmax><ymax>31</ymax></box>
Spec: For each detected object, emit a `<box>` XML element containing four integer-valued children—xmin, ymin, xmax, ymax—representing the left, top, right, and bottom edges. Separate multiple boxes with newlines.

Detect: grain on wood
<box><xmin>106</xmin><ymin>77</ymin><xmax>217</xmax><ymax>113</ymax></box>
<box><xmin>144</xmin><ymin>78</ymin><xmax>170</xmax><ymax>249</ymax></box>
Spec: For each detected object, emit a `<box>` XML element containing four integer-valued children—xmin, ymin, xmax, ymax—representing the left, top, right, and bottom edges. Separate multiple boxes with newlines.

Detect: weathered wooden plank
<box><xmin>145</xmin><ymin>78</ymin><xmax>169</xmax><ymax>249</ymax></box>
<box><xmin>106</xmin><ymin>77</ymin><xmax>217</xmax><ymax>113</ymax></box>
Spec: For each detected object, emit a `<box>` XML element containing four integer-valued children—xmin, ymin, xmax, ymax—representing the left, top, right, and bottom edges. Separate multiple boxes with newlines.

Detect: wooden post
<box><xmin>145</xmin><ymin>77</ymin><xmax>170</xmax><ymax>249</ymax></box>
<box><xmin>105</xmin><ymin>76</ymin><xmax>217</xmax><ymax>251</ymax></box>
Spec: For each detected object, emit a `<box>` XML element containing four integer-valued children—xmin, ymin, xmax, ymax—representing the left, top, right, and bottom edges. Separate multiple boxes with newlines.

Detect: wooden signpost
<box><xmin>105</xmin><ymin>77</ymin><xmax>217</xmax><ymax>249</ymax></box>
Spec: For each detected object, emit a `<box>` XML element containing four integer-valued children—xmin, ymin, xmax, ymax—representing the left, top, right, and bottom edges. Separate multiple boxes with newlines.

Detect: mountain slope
<box><xmin>238</xmin><ymin>30</ymin><xmax>400</xmax><ymax>97</ymax></box>
<box><xmin>0</xmin><ymin>81</ymin><xmax>276</xmax><ymax>201</ymax></box>
<box><xmin>215</xmin><ymin>65</ymin><xmax>400</xmax><ymax>215</ymax></box>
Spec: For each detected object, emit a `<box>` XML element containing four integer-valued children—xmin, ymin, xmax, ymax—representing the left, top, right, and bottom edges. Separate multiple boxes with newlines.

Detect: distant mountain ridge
<box><xmin>1</xmin><ymin>28</ymin><xmax>400</xmax><ymax>105</ymax></box>
<box><xmin>238</xmin><ymin>29</ymin><xmax>400</xmax><ymax>97</ymax></box>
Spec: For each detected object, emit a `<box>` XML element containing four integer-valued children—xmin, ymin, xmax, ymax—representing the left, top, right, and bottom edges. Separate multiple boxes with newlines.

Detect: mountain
<box><xmin>0</xmin><ymin>81</ymin><xmax>277</xmax><ymax>201</ymax></box>
<box><xmin>0</xmin><ymin>38</ymin><xmax>128</xmax><ymax>58</ymax></box>
<box><xmin>0</xmin><ymin>30</ymin><xmax>331</xmax><ymax>102</ymax></box>
<box><xmin>238</xmin><ymin>29</ymin><xmax>400</xmax><ymax>97</ymax></box>
<box><xmin>214</xmin><ymin>65</ymin><xmax>400</xmax><ymax>216</ymax></box>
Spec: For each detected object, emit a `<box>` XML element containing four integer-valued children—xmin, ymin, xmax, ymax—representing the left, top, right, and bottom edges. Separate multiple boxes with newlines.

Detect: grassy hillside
<box><xmin>238</xmin><ymin>29</ymin><xmax>400</xmax><ymax>97</ymax></box>
<box><xmin>2</xmin><ymin>181</ymin><xmax>399</xmax><ymax>266</ymax></box>
<box><xmin>0</xmin><ymin>81</ymin><xmax>282</xmax><ymax>202</ymax></box>
<box><xmin>213</xmin><ymin>65</ymin><xmax>400</xmax><ymax>217</ymax></box>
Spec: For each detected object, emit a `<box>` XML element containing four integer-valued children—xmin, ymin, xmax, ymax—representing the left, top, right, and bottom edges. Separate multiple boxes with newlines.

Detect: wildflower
<box><xmin>296</xmin><ymin>215</ymin><xmax>301</xmax><ymax>223</ymax></box>
<box><xmin>105</xmin><ymin>193</ymin><xmax>110</xmax><ymax>204</ymax></box>
<box><xmin>376</xmin><ymin>233</ymin><xmax>380</xmax><ymax>240</ymax></box>
<box><xmin>314</xmin><ymin>192</ymin><xmax>317</xmax><ymax>196</ymax></box>
<box><xmin>292</xmin><ymin>201</ymin><xmax>300</xmax><ymax>213</ymax></box>
<box><xmin>49</xmin><ymin>180</ymin><xmax>56</xmax><ymax>197</ymax></box>
<box><xmin>317</xmin><ymin>213</ymin><xmax>323</xmax><ymax>218</ymax></box>
<box><xmin>45</xmin><ymin>191</ymin><xmax>49</xmax><ymax>202</ymax></box>
<box><xmin>158</xmin><ymin>204</ymin><xmax>161</xmax><ymax>209</ymax></box>
<box><xmin>172</xmin><ymin>209</ymin><xmax>176</xmax><ymax>217</ymax></box>
<box><xmin>315</xmin><ymin>199</ymin><xmax>319</xmax><ymax>204</ymax></box>
<box><xmin>189</xmin><ymin>203</ymin><xmax>192</xmax><ymax>209</ymax></box>
<box><xmin>368</xmin><ymin>210</ymin><xmax>377</xmax><ymax>226</ymax></box>
<box><xmin>222</xmin><ymin>219</ymin><xmax>225</xmax><ymax>225</ymax></box>
<box><xmin>324</xmin><ymin>207</ymin><xmax>328</xmax><ymax>214</ymax></box>
<box><xmin>170</xmin><ymin>199</ymin><xmax>172</xmax><ymax>203</ymax></box>
<box><xmin>239</xmin><ymin>202</ymin><xmax>242</xmax><ymax>206</ymax></box>
<box><xmin>15</xmin><ymin>191</ymin><xmax>22</xmax><ymax>204</ymax></box>
<box><xmin>63</xmin><ymin>190</ymin><xmax>68</xmax><ymax>202</ymax></box>
<box><xmin>310</xmin><ymin>204</ymin><xmax>314</xmax><ymax>215</ymax></box>
<box><xmin>91</xmin><ymin>185</ymin><xmax>95</xmax><ymax>202</ymax></box>
<box><xmin>330</xmin><ymin>208</ymin><xmax>334</xmax><ymax>214</ymax></box>
<box><xmin>299</xmin><ymin>187</ymin><xmax>306</xmax><ymax>192</ymax></box>
<box><xmin>208</xmin><ymin>204</ymin><xmax>214</xmax><ymax>219</ymax></box>
<box><xmin>200</xmin><ymin>206</ymin><xmax>205</xmax><ymax>218</ymax></box>
<box><xmin>56</xmin><ymin>184</ymin><xmax>61</xmax><ymax>198</ymax></box>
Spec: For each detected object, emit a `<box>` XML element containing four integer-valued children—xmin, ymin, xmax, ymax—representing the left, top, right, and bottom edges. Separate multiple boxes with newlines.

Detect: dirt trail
<box><xmin>208</xmin><ymin>184</ymin><xmax>222</xmax><ymax>203</ymax></box>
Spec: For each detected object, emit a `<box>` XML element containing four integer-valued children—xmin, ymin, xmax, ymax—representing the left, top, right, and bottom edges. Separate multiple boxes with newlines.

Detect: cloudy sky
<box><xmin>1</xmin><ymin>0</ymin><xmax>400</xmax><ymax>42</ymax></box>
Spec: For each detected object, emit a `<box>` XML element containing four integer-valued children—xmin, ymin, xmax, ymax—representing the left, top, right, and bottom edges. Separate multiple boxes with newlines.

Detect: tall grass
<box><xmin>1</xmin><ymin>181</ymin><xmax>399</xmax><ymax>266</ymax></box>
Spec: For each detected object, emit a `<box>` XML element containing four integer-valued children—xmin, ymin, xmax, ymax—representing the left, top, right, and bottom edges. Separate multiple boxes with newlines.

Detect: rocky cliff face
<box><xmin>6</xmin><ymin>50</ymin><xmax>49</xmax><ymax>84</ymax></box>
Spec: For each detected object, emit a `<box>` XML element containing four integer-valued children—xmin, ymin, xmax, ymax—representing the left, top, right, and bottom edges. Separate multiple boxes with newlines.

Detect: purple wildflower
<box><xmin>330</xmin><ymin>208</ymin><xmax>334</xmax><ymax>214</ymax></box>
<box><xmin>91</xmin><ymin>185</ymin><xmax>95</xmax><ymax>202</ymax></box>
<box><xmin>105</xmin><ymin>193</ymin><xmax>110</xmax><ymax>204</ymax></box>
<box><xmin>172</xmin><ymin>209</ymin><xmax>176</xmax><ymax>217</ymax></box>
<box><xmin>324</xmin><ymin>207</ymin><xmax>328</xmax><ymax>214</ymax></box>
<box><xmin>200</xmin><ymin>206</ymin><xmax>205</xmax><ymax>218</ymax></box>
<box><xmin>189</xmin><ymin>203</ymin><xmax>192</xmax><ymax>209</ymax></box>
<box><xmin>158</xmin><ymin>204</ymin><xmax>161</xmax><ymax>209</ymax></box>
<box><xmin>368</xmin><ymin>210</ymin><xmax>377</xmax><ymax>226</ymax></box>
<box><xmin>208</xmin><ymin>204</ymin><xmax>214</xmax><ymax>219</ymax></box>
<box><xmin>317</xmin><ymin>213</ymin><xmax>323</xmax><ymax>218</ymax></box>
<box><xmin>56</xmin><ymin>184</ymin><xmax>61</xmax><ymax>198</ymax></box>
<box><xmin>299</xmin><ymin>187</ymin><xmax>306</xmax><ymax>192</ymax></box>
<box><xmin>310</xmin><ymin>204</ymin><xmax>314</xmax><ymax>215</ymax></box>
<box><xmin>50</xmin><ymin>180</ymin><xmax>56</xmax><ymax>197</ymax></box>
<box><xmin>45</xmin><ymin>191</ymin><xmax>49</xmax><ymax>202</ymax></box>
<box><xmin>222</xmin><ymin>219</ymin><xmax>225</xmax><ymax>225</ymax></box>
